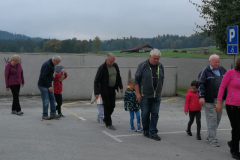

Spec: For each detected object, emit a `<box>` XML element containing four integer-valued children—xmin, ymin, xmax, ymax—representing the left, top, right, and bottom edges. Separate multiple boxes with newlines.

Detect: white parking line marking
<box><xmin>78</xmin><ymin>117</ymin><xmax>86</xmax><ymax>121</ymax></box>
<box><xmin>102</xmin><ymin>131</ymin><xmax>123</xmax><ymax>142</ymax></box>
<box><xmin>113</xmin><ymin>128</ymin><xmax>231</xmax><ymax>139</ymax></box>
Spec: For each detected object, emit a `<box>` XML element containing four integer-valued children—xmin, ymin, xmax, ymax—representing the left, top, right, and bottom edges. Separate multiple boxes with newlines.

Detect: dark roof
<box><xmin>121</xmin><ymin>44</ymin><xmax>153</xmax><ymax>53</ymax></box>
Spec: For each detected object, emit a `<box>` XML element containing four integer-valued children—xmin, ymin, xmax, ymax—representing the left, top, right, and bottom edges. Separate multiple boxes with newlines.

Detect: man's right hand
<box><xmin>48</xmin><ymin>87</ymin><xmax>53</xmax><ymax>92</ymax></box>
<box><xmin>199</xmin><ymin>98</ymin><xmax>205</xmax><ymax>106</ymax></box>
<box><xmin>6</xmin><ymin>88</ymin><xmax>9</xmax><ymax>91</ymax></box>
<box><xmin>95</xmin><ymin>95</ymin><xmax>99</xmax><ymax>99</ymax></box>
<box><xmin>136</xmin><ymin>93</ymin><xmax>141</xmax><ymax>102</ymax></box>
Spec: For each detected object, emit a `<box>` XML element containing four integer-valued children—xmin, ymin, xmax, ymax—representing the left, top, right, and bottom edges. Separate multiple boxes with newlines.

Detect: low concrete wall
<box><xmin>0</xmin><ymin>53</ymin><xmax>177</xmax><ymax>100</ymax></box>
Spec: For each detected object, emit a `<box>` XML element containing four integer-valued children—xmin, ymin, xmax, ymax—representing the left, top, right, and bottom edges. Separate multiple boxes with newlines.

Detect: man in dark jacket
<box><xmin>38</xmin><ymin>56</ymin><xmax>61</xmax><ymax>120</ymax></box>
<box><xmin>94</xmin><ymin>53</ymin><xmax>123</xmax><ymax>130</ymax></box>
<box><xmin>135</xmin><ymin>49</ymin><xmax>164</xmax><ymax>141</ymax></box>
<box><xmin>198</xmin><ymin>54</ymin><xmax>226</xmax><ymax>147</ymax></box>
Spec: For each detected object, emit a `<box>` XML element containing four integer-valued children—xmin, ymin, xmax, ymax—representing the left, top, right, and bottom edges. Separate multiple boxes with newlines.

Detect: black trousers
<box><xmin>226</xmin><ymin>105</ymin><xmax>240</xmax><ymax>153</ymax></box>
<box><xmin>9</xmin><ymin>85</ymin><xmax>21</xmax><ymax>112</ymax></box>
<box><xmin>187</xmin><ymin>111</ymin><xmax>201</xmax><ymax>135</ymax></box>
<box><xmin>54</xmin><ymin>94</ymin><xmax>62</xmax><ymax>114</ymax></box>
<box><xmin>101</xmin><ymin>87</ymin><xmax>116</xmax><ymax>126</ymax></box>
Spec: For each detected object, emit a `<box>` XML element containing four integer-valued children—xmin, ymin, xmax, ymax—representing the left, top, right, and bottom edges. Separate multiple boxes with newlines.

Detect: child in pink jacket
<box><xmin>184</xmin><ymin>80</ymin><xmax>202</xmax><ymax>140</ymax></box>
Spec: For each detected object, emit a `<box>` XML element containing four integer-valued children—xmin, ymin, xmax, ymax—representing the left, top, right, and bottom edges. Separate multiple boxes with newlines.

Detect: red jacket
<box><xmin>53</xmin><ymin>72</ymin><xmax>67</xmax><ymax>94</ymax></box>
<box><xmin>184</xmin><ymin>89</ymin><xmax>201</xmax><ymax>112</ymax></box>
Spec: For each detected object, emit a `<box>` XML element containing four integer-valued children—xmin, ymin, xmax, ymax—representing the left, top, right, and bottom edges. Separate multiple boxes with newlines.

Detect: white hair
<box><xmin>52</xmin><ymin>55</ymin><xmax>61</xmax><ymax>61</ymax></box>
<box><xmin>209</xmin><ymin>54</ymin><xmax>220</xmax><ymax>61</ymax></box>
<box><xmin>106</xmin><ymin>53</ymin><xmax>115</xmax><ymax>59</ymax></box>
<box><xmin>150</xmin><ymin>49</ymin><xmax>161</xmax><ymax>56</ymax></box>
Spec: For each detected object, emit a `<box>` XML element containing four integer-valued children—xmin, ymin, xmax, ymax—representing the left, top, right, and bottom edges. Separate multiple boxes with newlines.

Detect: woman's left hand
<box><xmin>215</xmin><ymin>101</ymin><xmax>222</xmax><ymax>113</ymax></box>
<box><xmin>22</xmin><ymin>84</ymin><xmax>24</xmax><ymax>88</ymax></box>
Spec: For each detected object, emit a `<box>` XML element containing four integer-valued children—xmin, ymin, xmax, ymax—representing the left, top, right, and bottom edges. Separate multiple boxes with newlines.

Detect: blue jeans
<box><xmin>97</xmin><ymin>104</ymin><xmax>104</xmax><ymax>120</ymax></box>
<box><xmin>38</xmin><ymin>86</ymin><xmax>56</xmax><ymax>116</ymax></box>
<box><xmin>129</xmin><ymin>110</ymin><xmax>140</xmax><ymax>128</ymax></box>
<box><xmin>140</xmin><ymin>97</ymin><xmax>161</xmax><ymax>136</ymax></box>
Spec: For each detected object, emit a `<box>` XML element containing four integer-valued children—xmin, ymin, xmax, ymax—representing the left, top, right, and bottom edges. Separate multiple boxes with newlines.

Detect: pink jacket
<box><xmin>217</xmin><ymin>69</ymin><xmax>240</xmax><ymax>106</ymax></box>
<box><xmin>4</xmin><ymin>61</ymin><xmax>24</xmax><ymax>88</ymax></box>
<box><xmin>184</xmin><ymin>89</ymin><xmax>201</xmax><ymax>112</ymax></box>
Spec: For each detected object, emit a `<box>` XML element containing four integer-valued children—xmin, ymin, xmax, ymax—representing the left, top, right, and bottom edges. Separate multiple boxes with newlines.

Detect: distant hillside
<box><xmin>0</xmin><ymin>30</ymin><xmax>43</xmax><ymax>41</ymax></box>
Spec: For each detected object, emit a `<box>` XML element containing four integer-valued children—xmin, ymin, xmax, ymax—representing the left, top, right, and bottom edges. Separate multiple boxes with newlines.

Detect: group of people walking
<box><xmin>4</xmin><ymin>51</ymin><xmax>240</xmax><ymax>159</ymax></box>
<box><xmin>184</xmin><ymin>54</ymin><xmax>240</xmax><ymax>159</ymax></box>
<box><xmin>4</xmin><ymin>54</ymin><xmax>67</xmax><ymax>120</ymax></box>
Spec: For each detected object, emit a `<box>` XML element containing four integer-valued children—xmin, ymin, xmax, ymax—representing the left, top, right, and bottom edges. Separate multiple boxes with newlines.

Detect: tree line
<box><xmin>0</xmin><ymin>33</ymin><xmax>215</xmax><ymax>53</ymax></box>
<box><xmin>190</xmin><ymin>0</ymin><xmax>240</xmax><ymax>52</ymax></box>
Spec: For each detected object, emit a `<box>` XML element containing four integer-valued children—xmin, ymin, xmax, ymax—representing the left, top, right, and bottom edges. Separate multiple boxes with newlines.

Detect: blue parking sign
<box><xmin>227</xmin><ymin>26</ymin><xmax>238</xmax><ymax>44</ymax></box>
<box><xmin>227</xmin><ymin>26</ymin><xmax>238</xmax><ymax>54</ymax></box>
<box><xmin>227</xmin><ymin>45</ymin><xmax>238</xmax><ymax>54</ymax></box>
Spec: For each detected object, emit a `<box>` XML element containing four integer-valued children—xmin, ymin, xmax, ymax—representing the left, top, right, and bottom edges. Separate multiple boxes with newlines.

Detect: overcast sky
<box><xmin>0</xmin><ymin>0</ymin><xmax>205</xmax><ymax>40</ymax></box>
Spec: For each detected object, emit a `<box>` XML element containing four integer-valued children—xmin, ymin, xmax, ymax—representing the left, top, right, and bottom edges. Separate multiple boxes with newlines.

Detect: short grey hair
<box><xmin>209</xmin><ymin>54</ymin><xmax>220</xmax><ymax>61</ymax></box>
<box><xmin>106</xmin><ymin>53</ymin><xmax>115</xmax><ymax>59</ymax></box>
<box><xmin>52</xmin><ymin>55</ymin><xmax>61</xmax><ymax>62</ymax></box>
<box><xmin>150</xmin><ymin>49</ymin><xmax>161</xmax><ymax>56</ymax></box>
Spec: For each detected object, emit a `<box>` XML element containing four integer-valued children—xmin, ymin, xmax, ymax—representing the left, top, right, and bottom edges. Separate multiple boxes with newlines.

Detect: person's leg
<box><xmin>149</xmin><ymin>97</ymin><xmax>161</xmax><ymax>136</ymax></box>
<box><xmin>54</xmin><ymin>94</ymin><xmax>61</xmax><ymax>114</ymax></box>
<box><xmin>49</xmin><ymin>91</ymin><xmax>56</xmax><ymax>115</ymax></box>
<box><xmin>196</xmin><ymin>111</ymin><xmax>201</xmax><ymax>137</ymax></box>
<box><xmin>38</xmin><ymin>86</ymin><xmax>49</xmax><ymax>117</ymax></box>
<box><xmin>187</xmin><ymin>111</ymin><xmax>195</xmax><ymax>133</ymax></box>
<box><xmin>135</xmin><ymin>110</ymin><xmax>142</xmax><ymax>130</ymax></box>
<box><xmin>204</xmin><ymin>102</ymin><xmax>218</xmax><ymax>142</ymax></box>
<box><xmin>9</xmin><ymin>85</ymin><xmax>18</xmax><ymax>112</ymax></box>
<box><xmin>99</xmin><ymin>104</ymin><xmax>104</xmax><ymax>120</ymax></box>
<box><xmin>102</xmin><ymin>94</ymin><xmax>111</xmax><ymax>126</ymax></box>
<box><xmin>140</xmin><ymin>98</ymin><xmax>151</xmax><ymax>134</ymax></box>
<box><xmin>15</xmin><ymin>85</ymin><xmax>21</xmax><ymax>112</ymax></box>
<box><xmin>104</xmin><ymin>89</ymin><xmax>116</xmax><ymax>127</ymax></box>
<box><xmin>226</xmin><ymin>105</ymin><xmax>240</xmax><ymax>154</ymax></box>
<box><xmin>216</xmin><ymin>99</ymin><xmax>223</xmax><ymax>127</ymax></box>
<box><xmin>129</xmin><ymin>110</ymin><xmax>135</xmax><ymax>129</ymax></box>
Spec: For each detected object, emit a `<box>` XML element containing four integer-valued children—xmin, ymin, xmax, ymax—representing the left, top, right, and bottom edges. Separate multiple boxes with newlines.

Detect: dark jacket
<box><xmin>198</xmin><ymin>65</ymin><xmax>227</xmax><ymax>103</ymax></box>
<box><xmin>94</xmin><ymin>62</ymin><xmax>123</xmax><ymax>95</ymax></box>
<box><xmin>5</xmin><ymin>61</ymin><xmax>24</xmax><ymax>88</ymax></box>
<box><xmin>38</xmin><ymin>59</ymin><xmax>55</xmax><ymax>88</ymax></box>
<box><xmin>124</xmin><ymin>86</ymin><xmax>140</xmax><ymax>111</ymax></box>
<box><xmin>135</xmin><ymin>59</ymin><xmax>164</xmax><ymax>98</ymax></box>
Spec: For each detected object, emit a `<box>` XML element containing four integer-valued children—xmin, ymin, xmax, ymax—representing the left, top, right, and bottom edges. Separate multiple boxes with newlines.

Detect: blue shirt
<box><xmin>210</xmin><ymin>65</ymin><xmax>220</xmax><ymax>77</ymax></box>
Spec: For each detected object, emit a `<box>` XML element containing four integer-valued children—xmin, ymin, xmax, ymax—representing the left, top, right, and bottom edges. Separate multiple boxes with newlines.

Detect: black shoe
<box><xmin>143</xmin><ymin>132</ymin><xmax>150</xmax><ymax>138</ymax></box>
<box><xmin>197</xmin><ymin>135</ymin><xmax>201</xmax><ymax>140</ymax></box>
<box><xmin>106</xmin><ymin>125</ymin><xmax>116</xmax><ymax>130</ymax></box>
<box><xmin>186</xmin><ymin>130</ymin><xmax>192</xmax><ymax>136</ymax></box>
<box><xmin>232</xmin><ymin>152</ymin><xmax>240</xmax><ymax>160</ymax></box>
<box><xmin>150</xmin><ymin>135</ymin><xmax>161</xmax><ymax>141</ymax></box>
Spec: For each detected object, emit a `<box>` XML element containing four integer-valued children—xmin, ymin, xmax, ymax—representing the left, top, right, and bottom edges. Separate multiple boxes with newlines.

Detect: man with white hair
<box><xmin>198</xmin><ymin>54</ymin><xmax>227</xmax><ymax>147</ymax></box>
<box><xmin>38</xmin><ymin>56</ymin><xmax>61</xmax><ymax>120</ymax></box>
<box><xmin>94</xmin><ymin>53</ymin><xmax>123</xmax><ymax>130</ymax></box>
<box><xmin>135</xmin><ymin>49</ymin><xmax>164</xmax><ymax>141</ymax></box>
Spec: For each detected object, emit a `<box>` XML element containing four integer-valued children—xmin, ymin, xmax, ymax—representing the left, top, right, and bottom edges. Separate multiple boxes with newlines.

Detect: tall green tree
<box><xmin>190</xmin><ymin>0</ymin><xmax>240</xmax><ymax>52</ymax></box>
<box><xmin>93</xmin><ymin>36</ymin><xmax>102</xmax><ymax>52</ymax></box>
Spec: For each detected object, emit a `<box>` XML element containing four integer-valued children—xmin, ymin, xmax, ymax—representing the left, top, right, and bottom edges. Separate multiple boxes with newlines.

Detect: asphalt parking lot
<box><xmin>0</xmin><ymin>96</ymin><xmax>233</xmax><ymax>160</ymax></box>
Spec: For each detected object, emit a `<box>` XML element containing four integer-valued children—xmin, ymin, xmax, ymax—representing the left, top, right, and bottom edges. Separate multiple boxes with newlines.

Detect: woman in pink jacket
<box><xmin>216</xmin><ymin>57</ymin><xmax>240</xmax><ymax>159</ymax></box>
<box><xmin>4</xmin><ymin>54</ymin><xmax>24</xmax><ymax>116</ymax></box>
<box><xmin>185</xmin><ymin>80</ymin><xmax>202</xmax><ymax>140</ymax></box>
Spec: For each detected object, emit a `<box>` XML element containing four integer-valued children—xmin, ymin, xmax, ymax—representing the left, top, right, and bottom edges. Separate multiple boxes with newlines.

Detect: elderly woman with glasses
<box><xmin>4</xmin><ymin>54</ymin><xmax>24</xmax><ymax>116</ymax></box>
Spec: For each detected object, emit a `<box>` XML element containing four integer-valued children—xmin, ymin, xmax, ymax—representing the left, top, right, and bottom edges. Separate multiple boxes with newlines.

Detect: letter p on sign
<box><xmin>230</xmin><ymin>29</ymin><xmax>235</xmax><ymax>42</ymax></box>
